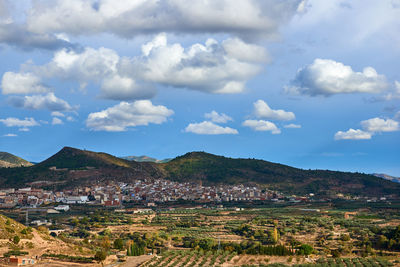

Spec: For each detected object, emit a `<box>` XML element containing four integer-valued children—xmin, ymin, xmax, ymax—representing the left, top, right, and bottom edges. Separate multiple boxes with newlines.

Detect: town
<box><xmin>0</xmin><ymin>179</ymin><xmax>284</xmax><ymax>210</ymax></box>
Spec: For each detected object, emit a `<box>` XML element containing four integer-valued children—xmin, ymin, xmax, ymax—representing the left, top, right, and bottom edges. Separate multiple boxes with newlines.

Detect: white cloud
<box><xmin>204</xmin><ymin>111</ymin><xmax>233</xmax><ymax>124</ymax></box>
<box><xmin>100</xmin><ymin>74</ymin><xmax>156</xmax><ymax>100</ymax></box>
<box><xmin>43</xmin><ymin>47</ymin><xmax>119</xmax><ymax>83</ymax></box>
<box><xmin>222</xmin><ymin>38</ymin><xmax>269</xmax><ymax>63</ymax></box>
<box><xmin>134</xmin><ymin>34</ymin><xmax>265</xmax><ymax>94</ymax></box>
<box><xmin>284</xmin><ymin>123</ymin><xmax>301</xmax><ymax>129</ymax></box>
<box><xmin>86</xmin><ymin>100</ymin><xmax>174</xmax><ymax>131</ymax></box>
<box><xmin>26</xmin><ymin>0</ymin><xmax>302</xmax><ymax>40</ymax></box>
<box><xmin>52</xmin><ymin>117</ymin><xmax>63</xmax><ymax>125</ymax></box>
<box><xmin>0</xmin><ymin>117</ymin><xmax>39</xmax><ymax>127</ymax></box>
<box><xmin>66</xmin><ymin>116</ymin><xmax>74</xmax><ymax>122</ymax></box>
<box><xmin>34</xmin><ymin>46</ymin><xmax>156</xmax><ymax>100</ymax></box>
<box><xmin>3</xmin><ymin>133</ymin><xmax>17</xmax><ymax>137</ymax></box>
<box><xmin>335</xmin><ymin>115</ymin><xmax>400</xmax><ymax>141</ymax></box>
<box><xmin>1</xmin><ymin>72</ymin><xmax>48</xmax><ymax>94</ymax></box>
<box><xmin>0</xmin><ymin>20</ymin><xmax>75</xmax><ymax>50</ymax></box>
<box><xmin>19</xmin><ymin>127</ymin><xmax>30</xmax><ymax>132</ymax></box>
<box><xmin>253</xmin><ymin>100</ymin><xmax>295</xmax><ymax>121</ymax></box>
<box><xmin>8</xmin><ymin>93</ymin><xmax>74</xmax><ymax>112</ymax></box>
<box><xmin>334</xmin><ymin>129</ymin><xmax>372</xmax><ymax>140</ymax></box>
<box><xmin>16</xmin><ymin>34</ymin><xmax>266</xmax><ymax>99</ymax></box>
<box><xmin>287</xmin><ymin>59</ymin><xmax>388</xmax><ymax>96</ymax></box>
<box><xmin>51</xmin><ymin>111</ymin><xmax>64</xmax><ymax>117</ymax></box>
<box><xmin>361</xmin><ymin>118</ymin><xmax>399</xmax><ymax>132</ymax></box>
<box><xmin>185</xmin><ymin>121</ymin><xmax>238</xmax><ymax>135</ymax></box>
<box><xmin>242</xmin><ymin>119</ymin><xmax>281</xmax><ymax>134</ymax></box>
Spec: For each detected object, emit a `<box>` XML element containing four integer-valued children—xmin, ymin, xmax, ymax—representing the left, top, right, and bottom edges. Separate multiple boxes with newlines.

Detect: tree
<box><xmin>95</xmin><ymin>250</ymin><xmax>107</xmax><ymax>266</ymax></box>
<box><xmin>13</xmin><ymin>235</ymin><xmax>20</xmax><ymax>244</ymax></box>
<box><xmin>114</xmin><ymin>238</ymin><xmax>124</xmax><ymax>250</ymax></box>
<box><xmin>297</xmin><ymin>244</ymin><xmax>313</xmax><ymax>256</ymax></box>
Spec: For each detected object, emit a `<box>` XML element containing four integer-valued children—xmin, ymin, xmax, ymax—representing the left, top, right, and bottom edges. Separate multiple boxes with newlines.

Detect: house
<box><xmin>54</xmin><ymin>205</ymin><xmax>70</xmax><ymax>212</ymax></box>
<box><xmin>5</xmin><ymin>257</ymin><xmax>35</xmax><ymax>266</ymax></box>
<box><xmin>64</xmin><ymin>196</ymin><xmax>88</xmax><ymax>204</ymax></box>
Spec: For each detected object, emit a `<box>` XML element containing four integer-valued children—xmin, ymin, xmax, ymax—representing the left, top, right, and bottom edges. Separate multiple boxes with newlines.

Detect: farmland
<box><xmin>1</xmin><ymin>200</ymin><xmax>399</xmax><ymax>266</ymax></box>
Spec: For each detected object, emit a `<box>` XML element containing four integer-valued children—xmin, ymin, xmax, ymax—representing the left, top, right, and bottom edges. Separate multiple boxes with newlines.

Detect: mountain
<box><xmin>0</xmin><ymin>152</ymin><xmax>33</xmax><ymax>168</ymax></box>
<box><xmin>158</xmin><ymin>152</ymin><xmax>400</xmax><ymax>197</ymax></box>
<box><xmin>121</xmin><ymin>155</ymin><xmax>172</xmax><ymax>163</ymax></box>
<box><xmin>0</xmin><ymin>147</ymin><xmax>163</xmax><ymax>189</ymax></box>
<box><xmin>0</xmin><ymin>147</ymin><xmax>399</xmax><ymax>197</ymax></box>
<box><xmin>373</xmin><ymin>173</ymin><xmax>400</xmax><ymax>184</ymax></box>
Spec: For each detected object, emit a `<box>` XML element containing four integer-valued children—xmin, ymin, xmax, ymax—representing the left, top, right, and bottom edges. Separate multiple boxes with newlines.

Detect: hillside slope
<box><xmin>0</xmin><ymin>148</ymin><xmax>398</xmax><ymax>197</ymax></box>
<box><xmin>159</xmin><ymin>152</ymin><xmax>400</xmax><ymax>196</ymax></box>
<box><xmin>0</xmin><ymin>213</ymin><xmax>93</xmax><ymax>258</ymax></box>
<box><xmin>0</xmin><ymin>147</ymin><xmax>163</xmax><ymax>189</ymax></box>
<box><xmin>0</xmin><ymin>152</ymin><xmax>33</xmax><ymax>168</ymax></box>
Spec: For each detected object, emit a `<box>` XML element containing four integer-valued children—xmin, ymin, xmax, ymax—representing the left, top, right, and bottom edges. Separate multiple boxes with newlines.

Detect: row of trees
<box><xmin>181</xmin><ymin>236</ymin><xmax>313</xmax><ymax>256</ymax></box>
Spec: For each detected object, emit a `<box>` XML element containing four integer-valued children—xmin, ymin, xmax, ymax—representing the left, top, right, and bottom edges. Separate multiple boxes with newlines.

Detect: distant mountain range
<box><xmin>0</xmin><ymin>152</ymin><xmax>33</xmax><ymax>168</ymax></box>
<box><xmin>373</xmin><ymin>173</ymin><xmax>400</xmax><ymax>184</ymax></box>
<box><xmin>0</xmin><ymin>147</ymin><xmax>399</xmax><ymax>197</ymax></box>
<box><xmin>120</xmin><ymin>155</ymin><xmax>171</xmax><ymax>163</ymax></box>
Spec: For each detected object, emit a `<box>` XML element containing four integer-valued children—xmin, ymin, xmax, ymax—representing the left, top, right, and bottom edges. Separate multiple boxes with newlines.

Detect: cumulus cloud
<box><xmin>52</xmin><ymin>117</ymin><xmax>63</xmax><ymax>125</ymax></box>
<box><xmin>361</xmin><ymin>118</ymin><xmax>399</xmax><ymax>132</ymax></box>
<box><xmin>33</xmin><ymin>46</ymin><xmax>155</xmax><ymax>100</ymax></box>
<box><xmin>86</xmin><ymin>100</ymin><xmax>174</xmax><ymax>131</ymax></box>
<box><xmin>0</xmin><ymin>22</ymin><xmax>75</xmax><ymax>50</ymax></box>
<box><xmin>284</xmin><ymin>123</ymin><xmax>301</xmax><ymax>129</ymax></box>
<box><xmin>13</xmin><ymin>34</ymin><xmax>266</xmax><ymax>100</ymax></box>
<box><xmin>185</xmin><ymin>121</ymin><xmax>238</xmax><ymax>135</ymax></box>
<box><xmin>26</xmin><ymin>0</ymin><xmax>302</xmax><ymax>40</ymax></box>
<box><xmin>334</xmin><ymin>129</ymin><xmax>372</xmax><ymax>140</ymax></box>
<box><xmin>242</xmin><ymin>119</ymin><xmax>281</xmax><ymax>134</ymax></box>
<box><xmin>100</xmin><ymin>74</ymin><xmax>156</xmax><ymax>100</ymax></box>
<box><xmin>133</xmin><ymin>34</ymin><xmax>265</xmax><ymax>94</ymax></box>
<box><xmin>286</xmin><ymin>59</ymin><xmax>388</xmax><ymax>96</ymax></box>
<box><xmin>51</xmin><ymin>111</ymin><xmax>64</xmax><ymax>117</ymax></box>
<box><xmin>253</xmin><ymin>100</ymin><xmax>295</xmax><ymax>121</ymax></box>
<box><xmin>204</xmin><ymin>111</ymin><xmax>233</xmax><ymax>123</ymax></box>
<box><xmin>0</xmin><ymin>117</ymin><xmax>39</xmax><ymax>127</ymax></box>
<box><xmin>8</xmin><ymin>93</ymin><xmax>74</xmax><ymax>112</ymax></box>
<box><xmin>335</xmin><ymin>116</ymin><xmax>399</xmax><ymax>141</ymax></box>
<box><xmin>1</xmin><ymin>72</ymin><xmax>48</xmax><ymax>94</ymax></box>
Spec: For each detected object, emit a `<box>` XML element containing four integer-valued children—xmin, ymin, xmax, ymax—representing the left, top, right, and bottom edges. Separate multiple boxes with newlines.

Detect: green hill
<box><xmin>39</xmin><ymin>146</ymin><xmax>136</xmax><ymax>169</ymax></box>
<box><xmin>159</xmin><ymin>152</ymin><xmax>400</xmax><ymax>197</ymax></box>
<box><xmin>0</xmin><ymin>152</ymin><xmax>33</xmax><ymax>168</ymax></box>
<box><xmin>0</xmin><ymin>148</ymin><xmax>398</xmax><ymax>197</ymax></box>
<box><xmin>0</xmin><ymin>147</ymin><xmax>163</xmax><ymax>189</ymax></box>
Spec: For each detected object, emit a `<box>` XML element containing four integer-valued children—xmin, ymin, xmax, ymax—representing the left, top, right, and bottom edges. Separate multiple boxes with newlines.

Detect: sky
<box><xmin>0</xmin><ymin>0</ymin><xmax>399</xmax><ymax>176</ymax></box>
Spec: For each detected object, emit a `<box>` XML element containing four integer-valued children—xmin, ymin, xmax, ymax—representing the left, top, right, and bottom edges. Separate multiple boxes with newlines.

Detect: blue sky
<box><xmin>0</xmin><ymin>0</ymin><xmax>399</xmax><ymax>176</ymax></box>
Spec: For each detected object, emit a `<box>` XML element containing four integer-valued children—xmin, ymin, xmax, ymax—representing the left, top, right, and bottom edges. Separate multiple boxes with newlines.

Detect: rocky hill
<box><xmin>0</xmin><ymin>152</ymin><xmax>33</xmax><ymax>168</ymax></box>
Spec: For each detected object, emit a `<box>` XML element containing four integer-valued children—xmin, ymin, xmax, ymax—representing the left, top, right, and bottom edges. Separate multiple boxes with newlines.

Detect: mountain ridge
<box><xmin>0</xmin><ymin>147</ymin><xmax>398</xmax><ymax>197</ymax></box>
